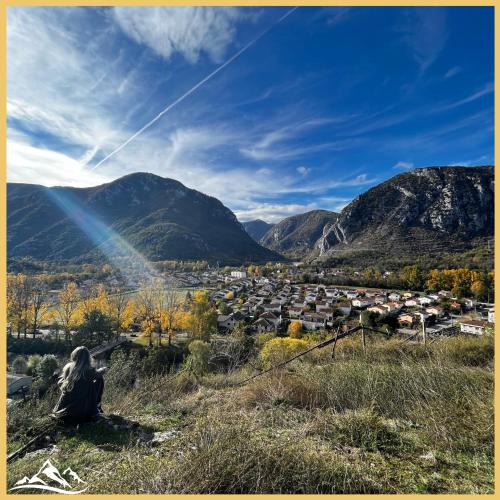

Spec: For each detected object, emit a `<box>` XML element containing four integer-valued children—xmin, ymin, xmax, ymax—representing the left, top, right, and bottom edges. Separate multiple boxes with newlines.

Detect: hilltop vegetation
<box><xmin>8</xmin><ymin>333</ymin><xmax>493</xmax><ymax>494</ymax></box>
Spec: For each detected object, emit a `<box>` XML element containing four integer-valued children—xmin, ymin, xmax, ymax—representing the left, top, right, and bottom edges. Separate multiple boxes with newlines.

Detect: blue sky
<box><xmin>7</xmin><ymin>6</ymin><xmax>494</xmax><ymax>222</ymax></box>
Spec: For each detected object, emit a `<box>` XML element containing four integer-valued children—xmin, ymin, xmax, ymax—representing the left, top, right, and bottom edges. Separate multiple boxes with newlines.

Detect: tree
<box><xmin>28</xmin><ymin>277</ymin><xmax>48</xmax><ymax>338</ymax></box>
<box><xmin>399</xmin><ymin>265</ymin><xmax>424</xmax><ymax>290</ymax></box>
<box><xmin>225</xmin><ymin>291</ymin><xmax>234</xmax><ymax>301</ymax></box>
<box><xmin>184</xmin><ymin>290</ymin><xmax>217</xmax><ymax>341</ymax></box>
<box><xmin>287</xmin><ymin>320</ymin><xmax>303</xmax><ymax>339</ymax></box>
<box><xmin>12</xmin><ymin>356</ymin><xmax>28</xmax><ymax>374</ymax></box>
<box><xmin>219</xmin><ymin>302</ymin><xmax>232</xmax><ymax>315</ymax></box>
<box><xmin>159</xmin><ymin>288</ymin><xmax>180</xmax><ymax>346</ymax></box>
<box><xmin>75</xmin><ymin>309</ymin><xmax>113</xmax><ymax>346</ymax></box>
<box><xmin>108</xmin><ymin>289</ymin><xmax>135</xmax><ymax>338</ymax></box>
<box><xmin>56</xmin><ymin>282</ymin><xmax>80</xmax><ymax>342</ymax></box>
<box><xmin>7</xmin><ymin>274</ymin><xmax>30</xmax><ymax>338</ymax></box>
<box><xmin>137</xmin><ymin>279</ymin><xmax>164</xmax><ymax>347</ymax></box>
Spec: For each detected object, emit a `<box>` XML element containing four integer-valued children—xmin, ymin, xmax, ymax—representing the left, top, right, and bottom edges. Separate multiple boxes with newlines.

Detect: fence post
<box><xmin>360</xmin><ymin>313</ymin><xmax>366</xmax><ymax>354</ymax></box>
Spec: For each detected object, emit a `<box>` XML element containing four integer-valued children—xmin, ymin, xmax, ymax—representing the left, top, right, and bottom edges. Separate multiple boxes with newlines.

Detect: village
<box><xmin>212</xmin><ymin>269</ymin><xmax>495</xmax><ymax>339</ymax></box>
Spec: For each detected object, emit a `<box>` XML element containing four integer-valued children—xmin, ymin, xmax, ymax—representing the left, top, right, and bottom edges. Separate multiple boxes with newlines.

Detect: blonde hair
<box><xmin>60</xmin><ymin>346</ymin><xmax>93</xmax><ymax>392</ymax></box>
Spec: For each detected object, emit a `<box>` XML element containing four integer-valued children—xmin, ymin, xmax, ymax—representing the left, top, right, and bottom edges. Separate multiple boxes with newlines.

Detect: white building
<box><xmin>488</xmin><ymin>309</ymin><xmax>494</xmax><ymax>323</ymax></box>
<box><xmin>460</xmin><ymin>319</ymin><xmax>490</xmax><ymax>335</ymax></box>
<box><xmin>231</xmin><ymin>270</ymin><xmax>247</xmax><ymax>279</ymax></box>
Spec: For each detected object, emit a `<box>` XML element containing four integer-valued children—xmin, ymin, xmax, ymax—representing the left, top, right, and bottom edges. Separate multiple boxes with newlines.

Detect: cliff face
<box><xmin>315</xmin><ymin>166</ymin><xmax>494</xmax><ymax>259</ymax></box>
<box><xmin>260</xmin><ymin>210</ymin><xmax>338</xmax><ymax>258</ymax></box>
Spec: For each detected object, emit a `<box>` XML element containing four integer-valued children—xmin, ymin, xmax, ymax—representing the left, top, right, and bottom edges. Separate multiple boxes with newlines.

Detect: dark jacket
<box><xmin>52</xmin><ymin>367</ymin><xmax>104</xmax><ymax>422</ymax></box>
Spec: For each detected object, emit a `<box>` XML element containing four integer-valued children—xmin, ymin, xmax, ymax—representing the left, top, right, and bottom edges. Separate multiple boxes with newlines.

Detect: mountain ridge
<box><xmin>7</xmin><ymin>173</ymin><xmax>282</xmax><ymax>266</ymax></box>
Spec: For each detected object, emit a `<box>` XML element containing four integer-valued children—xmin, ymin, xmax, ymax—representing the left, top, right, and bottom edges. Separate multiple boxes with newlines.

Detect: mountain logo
<box><xmin>9</xmin><ymin>459</ymin><xmax>88</xmax><ymax>494</ymax></box>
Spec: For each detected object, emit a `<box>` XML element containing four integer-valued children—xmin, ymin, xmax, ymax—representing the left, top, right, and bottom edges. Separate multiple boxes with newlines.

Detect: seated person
<box><xmin>52</xmin><ymin>346</ymin><xmax>105</xmax><ymax>423</ymax></box>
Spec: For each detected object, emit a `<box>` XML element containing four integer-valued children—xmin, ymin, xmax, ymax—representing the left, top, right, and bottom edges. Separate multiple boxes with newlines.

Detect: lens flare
<box><xmin>47</xmin><ymin>188</ymin><xmax>159</xmax><ymax>285</ymax></box>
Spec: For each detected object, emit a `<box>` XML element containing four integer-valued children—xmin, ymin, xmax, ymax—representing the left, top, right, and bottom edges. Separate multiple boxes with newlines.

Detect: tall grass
<box><xmin>8</xmin><ymin>335</ymin><xmax>494</xmax><ymax>494</ymax></box>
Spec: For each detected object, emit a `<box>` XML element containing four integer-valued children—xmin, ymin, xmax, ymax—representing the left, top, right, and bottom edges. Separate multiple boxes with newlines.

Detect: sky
<box><xmin>7</xmin><ymin>6</ymin><xmax>494</xmax><ymax>222</ymax></box>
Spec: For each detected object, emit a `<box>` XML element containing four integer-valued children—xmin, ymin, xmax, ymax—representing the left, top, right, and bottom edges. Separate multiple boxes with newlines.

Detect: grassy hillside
<box><xmin>7</xmin><ymin>335</ymin><xmax>493</xmax><ymax>494</ymax></box>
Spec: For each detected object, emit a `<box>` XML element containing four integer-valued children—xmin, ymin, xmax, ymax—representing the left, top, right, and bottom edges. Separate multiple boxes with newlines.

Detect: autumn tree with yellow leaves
<box><xmin>287</xmin><ymin>320</ymin><xmax>303</xmax><ymax>339</ymax></box>
<box><xmin>56</xmin><ymin>282</ymin><xmax>81</xmax><ymax>342</ymax></box>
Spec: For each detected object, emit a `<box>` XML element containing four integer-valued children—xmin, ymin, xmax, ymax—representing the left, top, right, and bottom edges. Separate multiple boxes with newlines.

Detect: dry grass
<box><xmin>7</xmin><ymin>335</ymin><xmax>494</xmax><ymax>494</ymax></box>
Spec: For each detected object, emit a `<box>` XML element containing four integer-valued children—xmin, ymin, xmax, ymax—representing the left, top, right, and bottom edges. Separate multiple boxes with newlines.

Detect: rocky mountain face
<box><xmin>315</xmin><ymin>166</ymin><xmax>494</xmax><ymax>260</ymax></box>
<box><xmin>7</xmin><ymin>173</ymin><xmax>282</xmax><ymax>265</ymax></box>
<box><xmin>259</xmin><ymin>210</ymin><xmax>339</xmax><ymax>259</ymax></box>
<box><xmin>242</xmin><ymin>219</ymin><xmax>275</xmax><ymax>242</ymax></box>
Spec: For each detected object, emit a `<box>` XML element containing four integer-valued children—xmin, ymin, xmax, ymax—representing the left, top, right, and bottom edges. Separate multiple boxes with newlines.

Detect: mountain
<box><xmin>242</xmin><ymin>219</ymin><xmax>275</xmax><ymax>242</ymax></box>
<box><xmin>259</xmin><ymin>210</ymin><xmax>339</xmax><ymax>259</ymax></box>
<box><xmin>315</xmin><ymin>166</ymin><xmax>494</xmax><ymax>261</ymax></box>
<box><xmin>7</xmin><ymin>173</ymin><xmax>282</xmax><ymax>266</ymax></box>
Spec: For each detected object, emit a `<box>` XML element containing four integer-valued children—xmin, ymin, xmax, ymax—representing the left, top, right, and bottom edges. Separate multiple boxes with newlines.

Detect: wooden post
<box><xmin>420</xmin><ymin>314</ymin><xmax>427</xmax><ymax>345</ymax></box>
<box><xmin>360</xmin><ymin>313</ymin><xmax>366</xmax><ymax>354</ymax></box>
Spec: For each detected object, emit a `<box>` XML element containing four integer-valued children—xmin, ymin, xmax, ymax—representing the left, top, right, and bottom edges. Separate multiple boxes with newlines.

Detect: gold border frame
<box><xmin>0</xmin><ymin>1</ymin><xmax>497</xmax><ymax>497</ymax></box>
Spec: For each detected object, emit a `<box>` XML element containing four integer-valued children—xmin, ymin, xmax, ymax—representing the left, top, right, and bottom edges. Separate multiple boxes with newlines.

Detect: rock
<box><xmin>420</xmin><ymin>451</ymin><xmax>437</xmax><ymax>463</ymax></box>
<box><xmin>150</xmin><ymin>430</ymin><xmax>181</xmax><ymax>445</ymax></box>
<box><xmin>25</xmin><ymin>444</ymin><xmax>59</xmax><ymax>459</ymax></box>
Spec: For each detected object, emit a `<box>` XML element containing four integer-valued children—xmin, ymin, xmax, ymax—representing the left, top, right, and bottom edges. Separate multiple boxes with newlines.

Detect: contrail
<box><xmin>90</xmin><ymin>6</ymin><xmax>298</xmax><ymax>170</ymax></box>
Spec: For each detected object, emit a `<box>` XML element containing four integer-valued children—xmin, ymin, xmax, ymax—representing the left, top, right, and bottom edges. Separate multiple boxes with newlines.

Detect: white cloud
<box><xmin>444</xmin><ymin>65</ymin><xmax>462</xmax><ymax>79</ymax></box>
<box><xmin>7</xmin><ymin>136</ymin><xmax>111</xmax><ymax>187</ymax></box>
<box><xmin>112</xmin><ymin>7</ymin><xmax>244</xmax><ymax>64</ymax></box>
<box><xmin>432</xmin><ymin>82</ymin><xmax>494</xmax><ymax>113</ymax></box>
<box><xmin>393</xmin><ymin>161</ymin><xmax>414</xmax><ymax>170</ymax></box>
<box><xmin>403</xmin><ymin>8</ymin><xmax>448</xmax><ymax>74</ymax></box>
<box><xmin>235</xmin><ymin>202</ymin><xmax>320</xmax><ymax>223</ymax></box>
<box><xmin>296</xmin><ymin>166</ymin><xmax>310</xmax><ymax>176</ymax></box>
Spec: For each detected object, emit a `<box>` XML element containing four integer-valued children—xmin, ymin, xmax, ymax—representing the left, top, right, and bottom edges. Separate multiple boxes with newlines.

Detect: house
<box><xmin>426</xmin><ymin>306</ymin><xmax>444</xmax><ymax>317</ymax></box>
<box><xmin>300</xmin><ymin>313</ymin><xmax>326</xmax><ymax>331</ymax></box>
<box><xmin>325</xmin><ymin>288</ymin><xmax>338</xmax><ymax>298</ymax></box>
<box><xmin>388</xmin><ymin>292</ymin><xmax>401</xmax><ymax>301</ymax></box>
<box><xmin>259</xmin><ymin>312</ymin><xmax>281</xmax><ymax>327</ymax></box>
<box><xmin>217</xmin><ymin>314</ymin><xmax>235</xmax><ymax>330</ymax></box>
<box><xmin>464</xmin><ymin>298</ymin><xmax>476</xmax><ymax>310</ymax></box>
<box><xmin>288</xmin><ymin>306</ymin><xmax>304</xmax><ymax>319</ymax></box>
<box><xmin>450</xmin><ymin>301</ymin><xmax>462</xmax><ymax>311</ymax></box>
<box><xmin>382</xmin><ymin>301</ymin><xmax>403</xmax><ymax>313</ymax></box>
<box><xmin>337</xmin><ymin>303</ymin><xmax>352</xmax><ymax>316</ymax></box>
<box><xmin>404</xmin><ymin>299</ymin><xmax>419</xmax><ymax>307</ymax></box>
<box><xmin>217</xmin><ymin>311</ymin><xmax>245</xmax><ymax>330</ymax></box>
<box><xmin>438</xmin><ymin>290</ymin><xmax>452</xmax><ymax>298</ymax></box>
<box><xmin>345</xmin><ymin>290</ymin><xmax>359</xmax><ymax>299</ymax></box>
<box><xmin>460</xmin><ymin>319</ymin><xmax>491</xmax><ymax>335</ymax></box>
<box><xmin>374</xmin><ymin>295</ymin><xmax>387</xmax><ymax>305</ymax></box>
<box><xmin>402</xmin><ymin>292</ymin><xmax>414</xmax><ymax>299</ymax></box>
<box><xmin>398</xmin><ymin>313</ymin><xmax>416</xmax><ymax>327</ymax></box>
<box><xmin>254</xmin><ymin>317</ymin><xmax>276</xmax><ymax>333</ymax></box>
<box><xmin>367</xmin><ymin>305</ymin><xmax>386</xmax><ymax>315</ymax></box>
<box><xmin>488</xmin><ymin>308</ymin><xmax>494</xmax><ymax>323</ymax></box>
<box><xmin>352</xmin><ymin>298</ymin><xmax>374</xmax><ymax>309</ymax></box>
<box><xmin>418</xmin><ymin>296</ymin><xmax>434</xmax><ymax>306</ymax></box>
<box><xmin>262</xmin><ymin>302</ymin><xmax>282</xmax><ymax>314</ymax></box>
<box><xmin>316</xmin><ymin>301</ymin><xmax>334</xmax><ymax>313</ymax></box>
<box><xmin>7</xmin><ymin>374</ymin><xmax>33</xmax><ymax>397</ymax></box>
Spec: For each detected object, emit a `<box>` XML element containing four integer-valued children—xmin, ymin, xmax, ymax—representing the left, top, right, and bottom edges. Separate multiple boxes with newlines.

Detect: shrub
<box><xmin>11</xmin><ymin>356</ymin><xmax>28</xmax><ymax>374</ymax></box>
<box><xmin>186</xmin><ymin>340</ymin><xmax>211</xmax><ymax>377</ymax></box>
<box><xmin>260</xmin><ymin>338</ymin><xmax>308</xmax><ymax>369</ymax></box>
<box><xmin>37</xmin><ymin>355</ymin><xmax>59</xmax><ymax>382</ymax></box>
<box><xmin>27</xmin><ymin>354</ymin><xmax>42</xmax><ymax>376</ymax></box>
<box><xmin>254</xmin><ymin>332</ymin><xmax>275</xmax><ymax>349</ymax></box>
